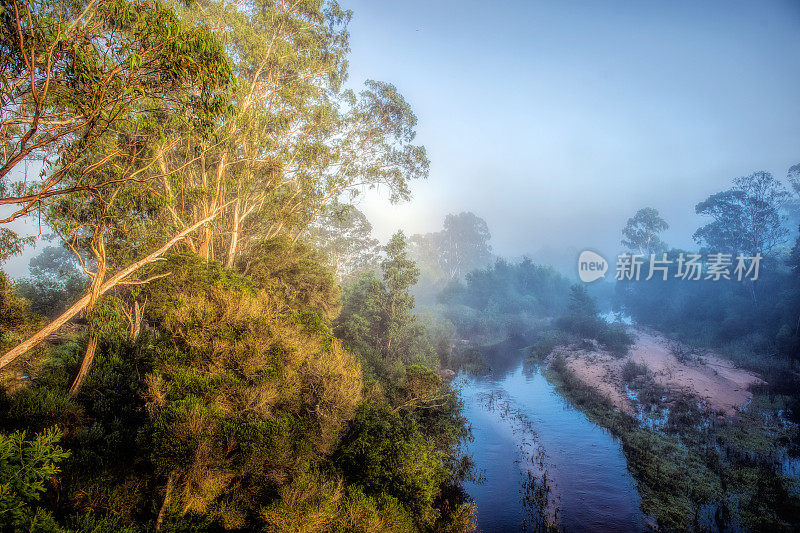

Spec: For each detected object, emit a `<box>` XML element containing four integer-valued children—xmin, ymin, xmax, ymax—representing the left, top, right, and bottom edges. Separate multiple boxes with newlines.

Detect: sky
<box><xmin>344</xmin><ymin>0</ymin><xmax>800</xmax><ymax>269</ymax></box>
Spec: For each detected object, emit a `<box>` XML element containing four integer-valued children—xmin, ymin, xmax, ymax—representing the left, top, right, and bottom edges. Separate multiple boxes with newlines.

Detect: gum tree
<box><xmin>694</xmin><ymin>171</ymin><xmax>789</xmax><ymax>255</ymax></box>
<box><xmin>0</xmin><ymin>0</ymin><xmax>233</xmax><ymax>388</ymax></box>
<box><xmin>621</xmin><ymin>207</ymin><xmax>669</xmax><ymax>255</ymax></box>
<box><xmin>0</xmin><ymin>0</ymin><xmax>225</xmax><ymax>239</ymax></box>
<box><xmin>153</xmin><ymin>0</ymin><xmax>429</xmax><ymax>266</ymax></box>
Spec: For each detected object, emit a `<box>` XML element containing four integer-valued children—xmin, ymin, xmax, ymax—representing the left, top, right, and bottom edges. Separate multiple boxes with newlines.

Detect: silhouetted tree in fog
<box><xmin>694</xmin><ymin>171</ymin><xmax>789</xmax><ymax>255</ymax></box>
<box><xmin>621</xmin><ymin>207</ymin><xmax>669</xmax><ymax>254</ymax></box>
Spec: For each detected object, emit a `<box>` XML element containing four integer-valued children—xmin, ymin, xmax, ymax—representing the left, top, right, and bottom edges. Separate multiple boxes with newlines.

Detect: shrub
<box><xmin>620</xmin><ymin>359</ymin><xmax>648</xmax><ymax>383</ymax></box>
<box><xmin>260</xmin><ymin>468</ymin><xmax>414</xmax><ymax>532</ymax></box>
<box><xmin>555</xmin><ymin>285</ymin><xmax>634</xmax><ymax>356</ymax></box>
<box><xmin>238</xmin><ymin>236</ymin><xmax>341</xmax><ymax>320</ymax></box>
<box><xmin>529</xmin><ymin>330</ymin><xmax>568</xmax><ymax>361</ymax></box>
<box><xmin>0</xmin><ymin>428</ymin><xmax>69</xmax><ymax>530</ymax></box>
<box><xmin>335</xmin><ymin>404</ymin><xmax>446</xmax><ymax>527</ymax></box>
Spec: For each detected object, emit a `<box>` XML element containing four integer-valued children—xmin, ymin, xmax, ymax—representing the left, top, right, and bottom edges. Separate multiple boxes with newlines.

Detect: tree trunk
<box><xmin>0</xmin><ymin>208</ymin><xmax>230</xmax><ymax>369</ymax></box>
<box><xmin>69</xmin><ymin>336</ymin><xmax>98</xmax><ymax>395</ymax></box>
<box><xmin>226</xmin><ymin>198</ymin><xmax>240</xmax><ymax>268</ymax></box>
<box><xmin>131</xmin><ymin>299</ymin><xmax>143</xmax><ymax>340</ymax></box>
<box><xmin>198</xmin><ymin>225</ymin><xmax>213</xmax><ymax>259</ymax></box>
<box><xmin>70</xmin><ymin>226</ymin><xmax>106</xmax><ymax>395</ymax></box>
<box><xmin>156</xmin><ymin>472</ymin><xmax>175</xmax><ymax>530</ymax></box>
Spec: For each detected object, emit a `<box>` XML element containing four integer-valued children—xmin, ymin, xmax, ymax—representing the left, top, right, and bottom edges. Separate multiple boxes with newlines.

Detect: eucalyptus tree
<box><xmin>0</xmin><ymin>0</ymin><xmax>233</xmax><ymax>387</ymax></box>
<box><xmin>308</xmin><ymin>203</ymin><xmax>380</xmax><ymax>282</ymax></box>
<box><xmin>1</xmin><ymin>0</ymin><xmax>430</xmax><ymax>390</ymax></box>
<box><xmin>0</xmin><ymin>0</ymin><xmax>227</xmax><ymax>245</ymax></box>
<box><xmin>436</xmin><ymin>212</ymin><xmax>492</xmax><ymax>279</ymax></box>
<box><xmin>407</xmin><ymin>211</ymin><xmax>492</xmax><ymax>300</ymax></box>
<box><xmin>381</xmin><ymin>231</ymin><xmax>421</xmax><ymax>359</ymax></box>
<box><xmin>621</xmin><ymin>207</ymin><xmax>669</xmax><ymax>255</ymax></box>
<box><xmin>694</xmin><ymin>171</ymin><xmax>789</xmax><ymax>255</ymax></box>
<box><xmin>155</xmin><ymin>0</ymin><xmax>429</xmax><ymax>267</ymax></box>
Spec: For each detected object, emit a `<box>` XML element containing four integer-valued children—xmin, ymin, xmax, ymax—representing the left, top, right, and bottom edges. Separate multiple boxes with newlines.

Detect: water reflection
<box><xmin>459</xmin><ymin>345</ymin><xmax>646</xmax><ymax>532</ymax></box>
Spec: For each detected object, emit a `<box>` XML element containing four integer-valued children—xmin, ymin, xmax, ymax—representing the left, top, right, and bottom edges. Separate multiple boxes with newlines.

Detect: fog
<box><xmin>347</xmin><ymin>0</ymin><xmax>800</xmax><ymax>267</ymax></box>
<box><xmin>3</xmin><ymin>2</ymin><xmax>800</xmax><ymax>530</ymax></box>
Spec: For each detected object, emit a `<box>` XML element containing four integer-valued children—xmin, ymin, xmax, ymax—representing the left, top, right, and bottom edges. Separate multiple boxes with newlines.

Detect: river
<box><xmin>458</xmin><ymin>342</ymin><xmax>646</xmax><ymax>532</ymax></box>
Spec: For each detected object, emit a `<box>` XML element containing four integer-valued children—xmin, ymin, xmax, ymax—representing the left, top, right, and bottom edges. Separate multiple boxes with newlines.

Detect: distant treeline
<box><xmin>614</xmin><ymin>167</ymin><xmax>800</xmax><ymax>380</ymax></box>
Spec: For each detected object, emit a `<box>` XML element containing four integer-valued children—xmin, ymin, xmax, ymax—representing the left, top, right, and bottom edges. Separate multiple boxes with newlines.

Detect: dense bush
<box><xmin>0</xmin><ymin>272</ymin><xmax>44</xmax><ymax>354</ymax></box>
<box><xmin>438</xmin><ymin>258</ymin><xmax>571</xmax><ymax>340</ymax></box>
<box><xmin>0</xmin><ymin>238</ymin><xmax>473</xmax><ymax>531</ymax></box>
<box><xmin>620</xmin><ymin>359</ymin><xmax>649</xmax><ymax>383</ymax></box>
<box><xmin>138</xmin><ymin>252</ymin><xmax>363</xmax><ymax>527</ymax></box>
<box><xmin>528</xmin><ymin>330</ymin><xmax>569</xmax><ymax>361</ymax></box>
<box><xmin>237</xmin><ymin>236</ymin><xmax>341</xmax><ymax>321</ymax></box>
<box><xmin>615</xmin><ymin>247</ymin><xmax>800</xmax><ymax>364</ymax></box>
<box><xmin>335</xmin><ymin>404</ymin><xmax>445</xmax><ymax>526</ymax></box>
<box><xmin>555</xmin><ymin>285</ymin><xmax>634</xmax><ymax>356</ymax></box>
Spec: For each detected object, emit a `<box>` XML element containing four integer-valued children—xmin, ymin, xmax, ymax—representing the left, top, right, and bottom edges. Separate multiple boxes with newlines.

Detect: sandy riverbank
<box><xmin>553</xmin><ymin>328</ymin><xmax>764</xmax><ymax>416</ymax></box>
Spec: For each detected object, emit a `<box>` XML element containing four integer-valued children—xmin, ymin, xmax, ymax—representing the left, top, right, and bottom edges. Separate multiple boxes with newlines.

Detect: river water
<box><xmin>459</xmin><ymin>344</ymin><xmax>646</xmax><ymax>532</ymax></box>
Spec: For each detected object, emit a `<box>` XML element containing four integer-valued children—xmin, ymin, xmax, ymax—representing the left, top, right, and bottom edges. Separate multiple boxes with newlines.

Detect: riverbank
<box><xmin>449</xmin><ymin>322</ymin><xmax>800</xmax><ymax>530</ymax></box>
<box><xmin>552</xmin><ymin>327</ymin><xmax>764</xmax><ymax>417</ymax></box>
<box><xmin>539</xmin><ymin>341</ymin><xmax>800</xmax><ymax>531</ymax></box>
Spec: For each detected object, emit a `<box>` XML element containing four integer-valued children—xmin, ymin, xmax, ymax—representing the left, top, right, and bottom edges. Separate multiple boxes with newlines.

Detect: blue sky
<box><xmin>344</xmin><ymin>0</ymin><xmax>800</xmax><ymax>265</ymax></box>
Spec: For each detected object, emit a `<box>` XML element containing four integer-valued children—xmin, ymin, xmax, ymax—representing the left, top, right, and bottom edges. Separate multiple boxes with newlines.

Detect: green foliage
<box><xmin>332</xmin><ymin>236</ymin><xmax>473</xmax><ymax>530</ymax></box>
<box><xmin>0</xmin><ymin>0</ymin><xmax>470</xmax><ymax>528</ymax></box>
<box><xmin>336</xmin><ymin>233</ymin><xmax>437</xmax><ymax>378</ymax></box>
<box><xmin>0</xmin><ymin>248</ymin><xmax>374</xmax><ymax>530</ymax></box>
<box><xmin>145</xmin><ymin>0</ymin><xmax>428</xmax><ymax>266</ymax></box>
<box><xmin>335</xmin><ymin>404</ymin><xmax>446</xmax><ymax>527</ymax></box>
<box><xmin>0</xmin><ymin>230</ymin><xmax>33</xmax><ymax>265</ymax></box>
<box><xmin>528</xmin><ymin>329</ymin><xmax>569</xmax><ymax>362</ymax></box>
<box><xmin>85</xmin><ymin>296</ymin><xmax>128</xmax><ymax>342</ymax></box>
<box><xmin>0</xmin><ymin>272</ymin><xmax>44</xmax><ymax>354</ymax></box>
<box><xmin>238</xmin><ymin>236</ymin><xmax>341</xmax><ymax>321</ymax></box>
<box><xmin>694</xmin><ymin>171</ymin><xmax>789</xmax><ymax>255</ymax></box>
<box><xmin>621</xmin><ymin>207</ymin><xmax>669</xmax><ymax>254</ymax></box>
<box><xmin>260</xmin><ymin>468</ymin><xmax>415</xmax><ymax>533</ymax></box>
<box><xmin>390</xmin><ymin>364</ymin><xmax>442</xmax><ymax>412</ymax></box>
<box><xmin>621</xmin><ymin>428</ymin><xmax>721</xmax><ymax>531</ymax></box>
<box><xmin>382</xmin><ymin>232</ymin><xmax>424</xmax><ymax>359</ymax></box>
<box><xmin>137</xmin><ymin>254</ymin><xmax>362</xmax><ymax>527</ymax></box>
<box><xmin>1</xmin><ymin>0</ymin><xmax>233</xmax><ymax>253</ymax></box>
<box><xmin>555</xmin><ymin>285</ymin><xmax>634</xmax><ymax>356</ymax></box>
<box><xmin>0</xmin><ymin>427</ymin><xmax>69</xmax><ymax>530</ymax></box>
<box><xmin>439</xmin><ymin>257</ymin><xmax>571</xmax><ymax>341</ymax></box>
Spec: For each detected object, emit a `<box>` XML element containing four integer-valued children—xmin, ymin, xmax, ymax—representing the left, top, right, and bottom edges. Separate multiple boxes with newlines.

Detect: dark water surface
<box><xmin>459</xmin><ymin>348</ymin><xmax>646</xmax><ymax>532</ymax></box>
